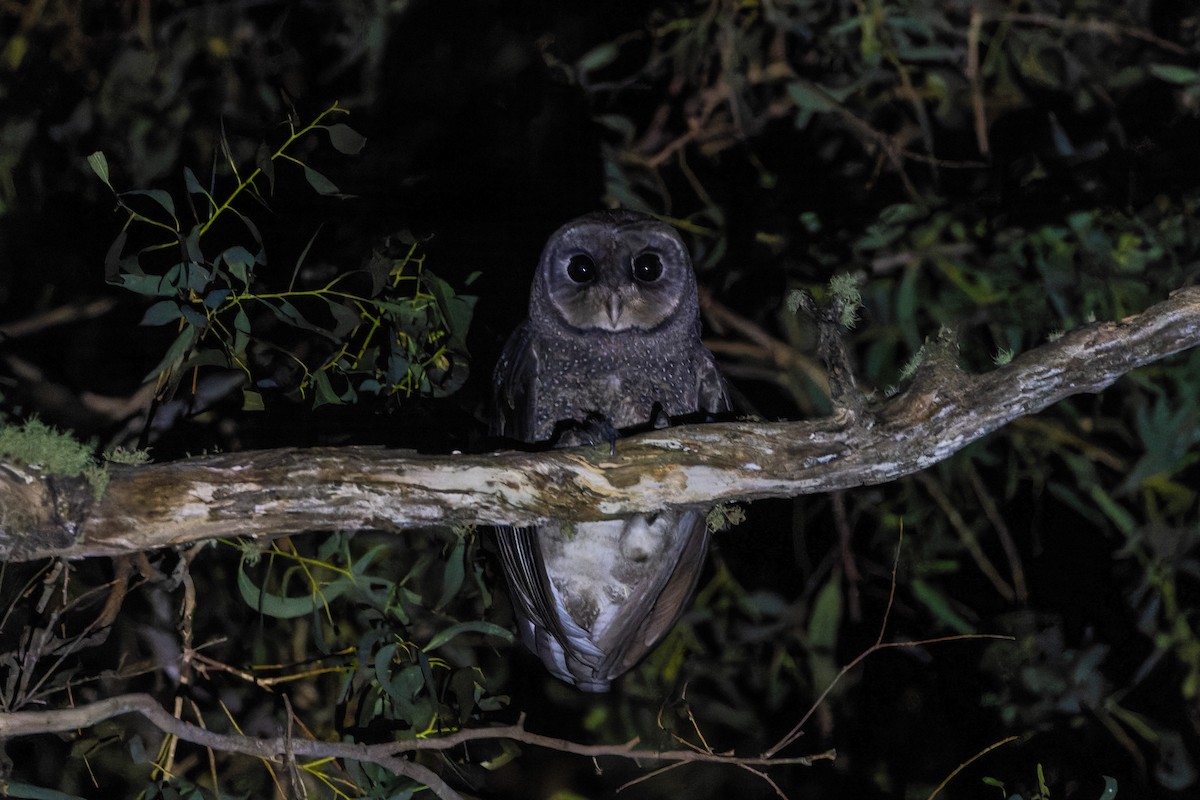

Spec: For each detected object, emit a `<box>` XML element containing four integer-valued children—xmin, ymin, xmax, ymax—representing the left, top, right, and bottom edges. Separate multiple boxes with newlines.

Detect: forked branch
<box><xmin>2</xmin><ymin>286</ymin><xmax>1199</xmax><ymax>562</ymax></box>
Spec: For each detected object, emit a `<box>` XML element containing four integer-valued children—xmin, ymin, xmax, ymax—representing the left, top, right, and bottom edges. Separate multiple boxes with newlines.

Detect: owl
<box><xmin>491</xmin><ymin>209</ymin><xmax>730</xmax><ymax>691</ymax></box>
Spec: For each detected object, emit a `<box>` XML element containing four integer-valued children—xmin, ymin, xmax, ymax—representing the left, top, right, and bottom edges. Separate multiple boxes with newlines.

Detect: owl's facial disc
<box><xmin>544</xmin><ymin>221</ymin><xmax>693</xmax><ymax>333</ymax></box>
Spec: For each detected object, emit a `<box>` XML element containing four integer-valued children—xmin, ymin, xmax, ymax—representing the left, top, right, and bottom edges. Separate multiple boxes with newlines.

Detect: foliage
<box><xmin>89</xmin><ymin>103</ymin><xmax>477</xmax><ymax>411</ymax></box>
<box><xmin>229</xmin><ymin>530</ymin><xmax>510</xmax><ymax>787</ymax></box>
<box><xmin>983</xmin><ymin>763</ymin><xmax>1119</xmax><ymax>800</ymax></box>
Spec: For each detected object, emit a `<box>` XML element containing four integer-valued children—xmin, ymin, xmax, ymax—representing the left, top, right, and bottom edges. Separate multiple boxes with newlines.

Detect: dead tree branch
<box><xmin>2</xmin><ymin>286</ymin><xmax>1199</xmax><ymax>563</ymax></box>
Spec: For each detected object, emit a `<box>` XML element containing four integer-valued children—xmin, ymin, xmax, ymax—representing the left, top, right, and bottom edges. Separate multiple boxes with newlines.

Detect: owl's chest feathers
<box><xmin>531</xmin><ymin>330</ymin><xmax>698</xmax><ymax>436</ymax></box>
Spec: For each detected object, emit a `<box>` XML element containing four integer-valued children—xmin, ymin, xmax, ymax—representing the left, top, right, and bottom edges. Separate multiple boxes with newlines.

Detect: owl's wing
<box><xmin>494</xmin><ymin>523</ymin><xmax>608</xmax><ymax>687</ymax></box>
<box><xmin>696</xmin><ymin>347</ymin><xmax>732</xmax><ymax>414</ymax></box>
<box><xmin>491</xmin><ymin>327</ymin><xmax>605</xmax><ymax>682</ymax></box>
<box><xmin>597</xmin><ymin>511</ymin><xmax>711</xmax><ymax>681</ymax></box>
<box><xmin>490</xmin><ymin>321</ymin><xmax>539</xmax><ymax>441</ymax></box>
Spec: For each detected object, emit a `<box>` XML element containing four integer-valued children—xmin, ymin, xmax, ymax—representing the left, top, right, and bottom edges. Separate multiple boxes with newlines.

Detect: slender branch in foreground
<box><xmin>765</xmin><ymin>531</ymin><xmax>1014</xmax><ymax>758</ymax></box>
<box><xmin>2</xmin><ymin>286</ymin><xmax>1199</xmax><ymax>562</ymax></box>
<box><xmin>0</xmin><ymin>692</ymin><xmax>833</xmax><ymax>800</ymax></box>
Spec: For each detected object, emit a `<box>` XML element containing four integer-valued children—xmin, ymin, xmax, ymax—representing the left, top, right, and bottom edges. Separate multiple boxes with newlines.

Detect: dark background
<box><xmin>1</xmin><ymin>2</ymin><xmax>1198</xmax><ymax>798</ymax></box>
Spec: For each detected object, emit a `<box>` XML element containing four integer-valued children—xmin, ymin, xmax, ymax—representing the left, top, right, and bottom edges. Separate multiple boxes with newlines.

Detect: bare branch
<box><xmin>0</xmin><ymin>691</ymin><xmax>834</xmax><ymax>800</ymax></box>
<box><xmin>2</xmin><ymin>287</ymin><xmax>1199</xmax><ymax>562</ymax></box>
<box><xmin>0</xmin><ymin>693</ymin><xmax>463</xmax><ymax>800</ymax></box>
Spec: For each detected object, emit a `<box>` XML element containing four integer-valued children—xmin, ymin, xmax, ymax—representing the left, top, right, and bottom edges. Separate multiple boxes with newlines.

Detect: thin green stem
<box><xmin>197</xmin><ymin>102</ymin><xmax>347</xmax><ymax>238</ymax></box>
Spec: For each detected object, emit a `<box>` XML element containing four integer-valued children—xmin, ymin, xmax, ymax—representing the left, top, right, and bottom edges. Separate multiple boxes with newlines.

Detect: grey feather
<box><xmin>492</xmin><ymin>210</ymin><xmax>729</xmax><ymax>691</ymax></box>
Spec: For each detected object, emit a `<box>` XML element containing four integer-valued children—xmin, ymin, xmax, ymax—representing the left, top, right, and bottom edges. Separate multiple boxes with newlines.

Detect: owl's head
<box><xmin>530</xmin><ymin>210</ymin><xmax>698</xmax><ymax>334</ymax></box>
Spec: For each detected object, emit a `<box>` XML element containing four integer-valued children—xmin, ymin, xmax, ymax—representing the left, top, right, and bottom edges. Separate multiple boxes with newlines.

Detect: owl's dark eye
<box><xmin>632</xmin><ymin>252</ymin><xmax>663</xmax><ymax>282</ymax></box>
<box><xmin>566</xmin><ymin>254</ymin><xmax>596</xmax><ymax>283</ymax></box>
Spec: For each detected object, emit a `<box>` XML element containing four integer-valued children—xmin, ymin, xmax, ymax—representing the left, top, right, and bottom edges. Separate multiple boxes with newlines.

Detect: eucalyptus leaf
<box><xmin>1149</xmin><ymin>63</ymin><xmax>1200</xmax><ymax>85</ymax></box>
<box><xmin>326</xmin><ymin>123</ymin><xmax>367</xmax><ymax>154</ymax></box>
<box><xmin>184</xmin><ymin>166</ymin><xmax>213</xmax><ymax>202</ymax></box>
<box><xmin>578</xmin><ymin>42</ymin><xmax>619</xmax><ymax>74</ymax></box>
<box><xmin>303</xmin><ymin>165</ymin><xmax>341</xmax><ymax>196</ymax></box>
<box><xmin>310</xmin><ymin>370</ymin><xmax>343</xmax><ymax>407</ymax></box>
<box><xmin>0</xmin><ymin>781</ymin><xmax>88</xmax><ymax>800</ymax></box>
<box><xmin>179</xmin><ymin>304</ymin><xmax>208</xmax><ymax>330</ymax></box>
<box><xmin>139</xmin><ymin>300</ymin><xmax>181</xmax><ymax>326</ymax></box>
<box><xmin>436</xmin><ymin>535</ymin><xmax>466</xmax><ymax>610</ymax></box>
<box><xmin>86</xmin><ymin>151</ymin><xmax>112</xmax><ymax>189</ymax></box>
<box><xmin>329</xmin><ymin>301</ymin><xmax>361</xmax><ymax>338</ymax></box>
<box><xmin>122</xmin><ymin>189</ymin><xmax>177</xmax><ymax>221</ymax></box>
<box><xmin>255</xmin><ymin>141</ymin><xmax>275</xmax><ymax>193</ymax></box>
<box><xmin>220</xmin><ymin>245</ymin><xmax>257</xmax><ymax>286</ymax></box>
<box><xmin>203</xmin><ymin>288</ymin><xmax>231</xmax><ymax>309</ymax></box>
<box><xmin>143</xmin><ymin>324</ymin><xmax>198</xmax><ymax>384</ymax></box>
<box><xmin>104</xmin><ymin>231</ymin><xmax>128</xmax><ymax>280</ymax></box>
<box><xmin>232</xmin><ymin>307</ymin><xmax>251</xmax><ymax>357</ymax></box>
<box><xmin>237</xmin><ymin>554</ymin><xmax>353</xmax><ymax>619</ymax></box>
<box><xmin>424</xmin><ymin>621</ymin><xmax>514</xmax><ymax>652</ymax></box>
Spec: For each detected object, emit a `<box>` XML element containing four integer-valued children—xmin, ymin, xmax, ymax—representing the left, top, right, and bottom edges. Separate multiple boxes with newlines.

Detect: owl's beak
<box><xmin>606</xmin><ymin>295</ymin><xmax>623</xmax><ymax>327</ymax></box>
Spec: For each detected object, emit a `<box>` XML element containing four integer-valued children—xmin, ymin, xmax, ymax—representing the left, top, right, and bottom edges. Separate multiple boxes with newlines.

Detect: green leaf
<box><xmin>1</xmin><ymin>779</ymin><xmax>88</xmax><ymax>799</ymax></box>
<box><xmin>183</xmin><ymin>227</ymin><xmax>205</xmax><ymax>265</ymax></box>
<box><xmin>578</xmin><ymin>42</ymin><xmax>619</xmax><ymax>74</ymax></box>
<box><xmin>329</xmin><ymin>301</ymin><xmax>361</xmax><ymax>338</ymax></box>
<box><xmin>182</xmin><ymin>347</ymin><xmax>228</xmax><ymax>370</ymax></box>
<box><xmin>220</xmin><ymin>245</ymin><xmax>257</xmax><ymax>286</ymax></box>
<box><xmin>86</xmin><ymin>151</ymin><xmax>112</xmax><ymax>190</ymax></box>
<box><xmin>424</xmin><ymin>621</ymin><xmax>513</xmax><ymax>652</ymax></box>
<box><xmin>255</xmin><ymin>141</ymin><xmax>275</xmax><ymax>194</ymax></box>
<box><xmin>310</xmin><ymin>370</ymin><xmax>343</xmax><ymax>407</ymax></box>
<box><xmin>807</xmin><ymin>573</ymin><xmax>842</xmax><ymax>650</ymax></box>
<box><xmin>237</xmin><ymin>554</ymin><xmax>354</xmax><ymax>619</ymax></box>
<box><xmin>326</xmin><ymin>123</ymin><xmax>366</xmax><ymax>154</ymax></box>
<box><xmin>184</xmin><ymin>166</ymin><xmax>213</xmax><ymax>201</ymax></box>
<box><xmin>1149</xmin><ymin>63</ymin><xmax>1200</xmax><ymax>85</ymax></box>
<box><xmin>303</xmin><ymin>165</ymin><xmax>341</xmax><ymax>196</ymax></box>
<box><xmin>232</xmin><ymin>307</ymin><xmax>251</xmax><ymax>357</ymax></box>
<box><xmin>180</xmin><ymin>304</ymin><xmax>208</xmax><ymax>330</ymax></box>
<box><xmin>143</xmin><ymin>324</ymin><xmax>198</xmax><ymax>384</ymax></box>
<box><xmin>118</xmin><ymin>272</ymin><xmax>179</xmax><ymax>297</ymax></box>
<box><xmin>139</xmin><ymin>300</ymin><xmax>181</xmax><ymax>326</ymax></box>
<box><xmin>436</xmin><ymin>535</ymin><xmax>466</xmax><ymax>610</ymax></box>
<box><xmin>422</xmin><ymin>271</ymin><xmax>478</xmax><ymax>351</ymax></box>
<box><xmin>122</xmin><ymin>189</ymin><xmax>177</xmax><ymax>221</ymax></box>
<box><xmin>183</xmin><ymin>261</ymin><xmax>211</xmax><ymax>292</ymax></box>
<box><xmin>266</xmin><ymin>299</ymin><xmax>340</xmax><ymax>340</ymax></box>
<box><xmin>242</xmin><ymin>389</ymin><xmax>264</xmax><ymax>411</ymax></box>
<box><xmin>595</xmin><ymin>113</ymin><xmax>636</xmax><ymax>143</ymax></box>
<box><xmin>203</xmin><ymin>288</ymin><xmax>231</xmax><ymax>309</ymax></box>
<box><xmin>911</xmin><ymin>578</ymin><xmax>974</xmax><ymax>634</ymax></box>
<box><xmin>787</xmin><ymin>80</ymin><xmax>835</xmax><ymax>112</ymax></box>
<box><xmin>104</xmin><ymin>231</ymin><xmax>128</xmax><ymax>280</ymax></box>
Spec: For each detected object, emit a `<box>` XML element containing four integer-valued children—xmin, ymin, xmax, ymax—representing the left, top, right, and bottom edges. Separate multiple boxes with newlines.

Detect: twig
<box><xmin>967</xmin><ymin>9</ymin><xmax>989</xmax><ymax>156</ymax></box>
<box><xmin>926</xmin><ymin>735</ymin><xmax>1020</xmax><ymax>799</ymax></box>
<box><xmin>0</xmin><ymin>297</ymin><xmax>118</xmax><ymax>340</ymax></box>
<box><xmin>763</xmin><ymin>530</ymin><xmax>1014</xmax><ymax>758</ymax></box>
<box><xmin>994</xmin><ymin>11</ymin><xmax>1189</xmax><ymax>55</ymax></box>
<box><xmin>915</xmin><ymin>472</ymin><xmax>1015</xmax><ymax>603</ymax></box>
<box><xmin>964</xmin><ymin>461</ymin><xmax>1028</xmax><ymax>603</ymax></box>
<box><xmin>0</xmin><ymin>693</ymin><xmax>834</xmax><ymax>800</ymax></box>
<box><xmin>0</xmin><ymin>693</ymin><xmax>462</xmax><ymax>800</ymax></box>
<box><xmin>698</xmin><ymin>287</ymin><xmax>828</xmax><ymax>394</ymax></box>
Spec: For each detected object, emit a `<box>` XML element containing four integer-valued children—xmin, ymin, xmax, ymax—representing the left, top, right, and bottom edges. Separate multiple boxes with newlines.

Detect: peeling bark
<box><xmin>2</xmin><ymin>286</ymin><xmax>1199</xmax><ymax>563</ymax></box>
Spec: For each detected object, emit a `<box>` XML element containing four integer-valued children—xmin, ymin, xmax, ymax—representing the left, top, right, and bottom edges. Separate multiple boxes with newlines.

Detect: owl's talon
<box><xmin>555</xmin><ymin>413</ymin><xmax>619</xmax><ymax>455</ymax></box>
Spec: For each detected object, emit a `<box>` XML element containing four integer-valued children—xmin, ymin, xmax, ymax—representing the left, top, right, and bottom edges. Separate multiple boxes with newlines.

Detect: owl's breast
<box><xmin>528</xmin><ymin>332</ymin><xmax>700</xmax><ymax>440</ymax></box>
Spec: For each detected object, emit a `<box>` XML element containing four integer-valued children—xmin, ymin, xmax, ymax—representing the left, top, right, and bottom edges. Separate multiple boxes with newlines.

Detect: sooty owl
<box><xmin>491</xmin><ymin>209</ymin><xmax>729</xmax><ymax>691</ymax></box>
